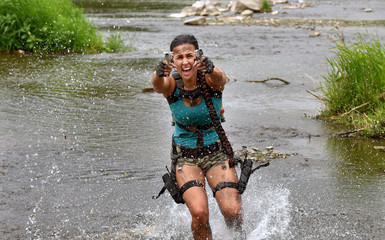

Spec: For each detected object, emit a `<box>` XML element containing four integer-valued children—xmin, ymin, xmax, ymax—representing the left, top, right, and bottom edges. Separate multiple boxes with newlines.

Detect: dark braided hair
<box><xmin>197</xmin><ymin>72</ymin><xmax>236</xmax><ymax>168</ymax></box>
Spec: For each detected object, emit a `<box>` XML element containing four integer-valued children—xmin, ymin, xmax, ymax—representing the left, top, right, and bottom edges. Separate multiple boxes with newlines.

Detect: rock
<box><xmin>181</xmin><ymin>6</ymin><xmax>201</xmax><ymax>17</ymax></box>
<box><xmin>217</xmin><ymin>3</ymin><xmax>231</xmax><ymax>12</ymax></box>
<box><xmin>168</xmin><ymin>13</ymin><xmax>187</xmax><ymax>18</ymax></box>
<box><xmin>271</xmin><ymin>10</ymin><xmax>279</xmax><ymax>15</ymax></box>
<box><xmin>266</xmin><ymin>146</ymin><xmax>274</xmax><ymax>150</ymax></box>
<box><xmin>177</xmin><ymin>1</ymin><xmax>228</xmax><ymax>17</ymax></box>
<box><xmin>309</xmin><ymin>31</ymin><xmax>321</xmax><ymax>37</ymax></box>
<box><xmin>301</xmin><ymin>2</ymin><xmax>313</xmax><ymax>8</ymax></box>
<box><xmin>282</xmin><ymin>4</ymin><xmax>299</xmax><ymax>9</ymax></box>
<box><xmin>215</xmin><ymin>15</ymin><xmax>243</xmax><ymax>25</ymax></box>
<box><xmin>184</xmin><ymin>16</ymin><xmax>207</xmax><ymax>25</ymax></box>
<box><xmin>192</xmin><ymin>1</ymin><xmax>205</xmax><ymax>9</ymax></box>
<box><xmin>231</xmin><ymin>0</ymin><xmax>263</xmax><ymax>14</ymax></box>
<box><xmin>374</xmin><ymin>146</ymin><xmax>385</xmax><ymax>151</ymax></box>
<box><xmin>363</xmin><ymin>8</ymin><xmax>373</xmax><ymax>12</ymax></box>
<box><xmin>272</xmin><ymin>0</ymin><xmax>288</xmax><ymax>5</ymax></box>
<box><xmin>235</xmin><ymin>145</ymin><xmax>290</xmax><ymax>163</ymax></box>
<box><xmin>201</xmin><ymin>4</ymin><xmax>221</xmax><ymax>16</ymax></box>
<box><xmin>240</xmin><ymin>9</ymin><xmax>254</xmax><ymax>17</ymax></box>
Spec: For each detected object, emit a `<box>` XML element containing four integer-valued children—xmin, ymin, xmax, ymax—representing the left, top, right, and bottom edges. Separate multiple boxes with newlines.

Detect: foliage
<box><xmin>261</xmin><ymin>0</ymin><xmax>272</xmax><ymax>12</ymax></box>
<box><xmin>0</xmin><ymin>0</ymin><xmax>132</xmax><ymax>53</ymax></box>
<box><xmin>320</xmin><ymin>32</ymin><xmax>385</xmax><ymax>138</ymax></box>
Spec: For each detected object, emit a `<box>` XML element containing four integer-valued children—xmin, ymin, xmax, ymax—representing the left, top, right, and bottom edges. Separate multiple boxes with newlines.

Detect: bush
<box><xmin>0</xmin><ymin>0</ymin><xmax>131</xmax><ymax>53</ymax></box>
<box><xmin>321</xmin><ymin>33</ymin><xmax>385</xmax><ymax>137</ymax></box>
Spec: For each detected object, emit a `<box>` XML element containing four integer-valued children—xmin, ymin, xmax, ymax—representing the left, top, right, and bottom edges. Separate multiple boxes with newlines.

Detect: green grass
<box><xmin>320</xmin><ymin>33</ymin><xmax>385</xmax><ymax>138</ymax></box>
<box><xmin>104</xmin><ymin>32</ymin><xmax>136</xmax><ymax>53</ymax></box>
<box><xmin>261</xmin><ymin>0</ymin><xmax>272</xmax><ymax>12</ymax></box>
<box><xmin>0</xmin><ymin>0</ymin><xmax>132</xmax><ymax>53</ymax></box>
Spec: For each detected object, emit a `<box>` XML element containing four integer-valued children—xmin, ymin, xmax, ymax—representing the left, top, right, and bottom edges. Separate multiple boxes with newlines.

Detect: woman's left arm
<box><xmin>199</xmin><ymin>57</ymin><xmax>227</xmax><ymax>91</ymax></box>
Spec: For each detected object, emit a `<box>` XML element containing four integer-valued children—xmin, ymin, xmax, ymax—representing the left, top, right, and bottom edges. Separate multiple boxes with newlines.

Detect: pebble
<box><xmin>235</xmin><ymin>146</ymin><xmax>290</xmax><ymax>163</ymax></box>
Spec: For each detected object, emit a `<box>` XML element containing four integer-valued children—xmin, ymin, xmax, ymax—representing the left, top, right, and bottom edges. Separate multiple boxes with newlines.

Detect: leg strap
<box><xmin>212</xmin><ymin>182</ymin><xmax>239</xmax><ymax>198</ymax></box>
<box><xmin>179</xmin><ymin>180</ymin><xmax>204</xmax><ymax>196</ymax></box>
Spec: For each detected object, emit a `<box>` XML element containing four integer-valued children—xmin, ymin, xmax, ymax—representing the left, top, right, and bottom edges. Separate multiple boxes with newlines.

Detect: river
<box><xmin>1</xmin><ymin>0</ymin><xmax>384</xmax><ymax>239</ymax></box>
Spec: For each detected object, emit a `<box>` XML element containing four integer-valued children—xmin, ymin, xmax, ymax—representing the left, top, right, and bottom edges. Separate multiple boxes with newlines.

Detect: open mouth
<box><xmin>181</xmin><ymin>67</ymin><xmax>192</xmax><ymax>75</ymax></box>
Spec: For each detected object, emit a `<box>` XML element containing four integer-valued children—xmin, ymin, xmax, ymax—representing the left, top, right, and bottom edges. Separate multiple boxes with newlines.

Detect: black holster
<box><xmin>238</xmin><ymin>158</ymin><xmax>253</xmax><ymax>194</ymax></box>
<box><xmin>161</xmin><ymin>170</ymin><xmax>184</xmax><ymax>204</ymax></box>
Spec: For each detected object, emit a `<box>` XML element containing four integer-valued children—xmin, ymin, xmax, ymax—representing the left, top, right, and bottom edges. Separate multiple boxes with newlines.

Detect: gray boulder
<box><xmin>231</xmin><ymin>0</ymin><xmax>263</xmax><ymax>13</ymax></box>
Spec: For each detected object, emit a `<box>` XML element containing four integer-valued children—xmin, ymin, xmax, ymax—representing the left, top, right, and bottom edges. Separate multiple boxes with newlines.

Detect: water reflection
<box><xmin>325</xmin><ymin>136</ymin><xmax>385</xmax><ymax>210</ymax></box>
<box><xmin>326</xmin><ymin>137</ymin><xmax>385</xmax><ymax>180</ymax></box>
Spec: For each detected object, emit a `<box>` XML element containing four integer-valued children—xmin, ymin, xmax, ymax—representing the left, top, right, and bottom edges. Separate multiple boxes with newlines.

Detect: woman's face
<box><xmin>172</xmin><ymin>43</ymin><xmax>197</xmax><ymax>81</ymax></box>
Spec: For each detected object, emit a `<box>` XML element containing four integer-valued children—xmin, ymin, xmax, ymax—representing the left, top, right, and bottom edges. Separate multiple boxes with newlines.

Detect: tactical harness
<box><xmin>153</xmin><ymin>71</ymin><xmax>269</xmax><ymax>204</ymax></box>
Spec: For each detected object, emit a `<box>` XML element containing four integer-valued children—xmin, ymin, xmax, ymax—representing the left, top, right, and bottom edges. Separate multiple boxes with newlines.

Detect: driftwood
<box><xmin>247</xmin><ymin>77</ymin><xmax>289</xmax><ymax>84</ymax></box>
<box><xmin>339</xmin><ymin>101</ymin><xmax>370</xmax><ymax>117</ymax></box>
<box><xmin>333</xmin><ymin>128</ymin><xmax>365</xmax><ymax>137</ymax></box>
<box><xmin>142</xmin><ymin>86</ymin><xmax>154</xmax><ymax>93</ymax></box>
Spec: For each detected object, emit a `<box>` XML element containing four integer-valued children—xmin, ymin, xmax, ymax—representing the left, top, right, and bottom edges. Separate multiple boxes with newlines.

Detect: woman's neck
<box><xmin>182</xmin><ymin>76</ymin><xmax>198</xmax><ymax>90</ymax></box>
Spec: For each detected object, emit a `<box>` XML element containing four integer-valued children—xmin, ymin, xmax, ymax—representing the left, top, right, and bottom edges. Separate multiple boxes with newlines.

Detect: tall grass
<box><xmin>321</xmin><ymin>33</ymin><xmax>385</xmax><ymax>137</ymax></box>
<box><xmin>0</xmin><ymin>0</ymin><xmax>131</xmax><ymax>53</ymax></box>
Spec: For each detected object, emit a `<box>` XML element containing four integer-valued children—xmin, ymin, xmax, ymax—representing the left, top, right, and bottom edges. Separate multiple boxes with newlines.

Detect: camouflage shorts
<box><xmin>174</xmin><ymin>141</ymin><xmax>228</xmax><ymax>174</ymax></box>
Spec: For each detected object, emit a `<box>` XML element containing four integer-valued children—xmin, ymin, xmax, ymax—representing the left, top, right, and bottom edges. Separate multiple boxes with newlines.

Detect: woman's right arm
<box><xmin>152</xmin><ymin>60</ymin><xmax>175</xmax><ymax>97</ymax></box>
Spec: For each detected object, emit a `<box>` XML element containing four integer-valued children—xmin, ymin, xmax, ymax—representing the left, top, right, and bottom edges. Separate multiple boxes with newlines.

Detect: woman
<box><xmin>152</xmin><ymin>34</ymin><xmax>243</xmax><ymax>239</ymax></box>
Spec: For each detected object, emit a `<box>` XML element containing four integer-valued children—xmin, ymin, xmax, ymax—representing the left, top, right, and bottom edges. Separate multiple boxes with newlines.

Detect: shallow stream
<box><xmin>1</xmin><ymin>0</ymin><xmax>384</xmax><ymax>239</ymax></box>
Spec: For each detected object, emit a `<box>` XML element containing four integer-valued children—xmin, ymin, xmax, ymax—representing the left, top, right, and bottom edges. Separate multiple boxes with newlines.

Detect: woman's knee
<box><xmin>216</xmin><ymin>191</ymin><xmax>242</xmax><ymax>217</ymax></box>
<box><xmin>190</xmin><ymin>206</ymin><xmax>209</xmax><ymax>224</ymax></box>
<box><xmin>222</xmin><ymin>201</ymin><xmax>242</xmax><ymax>217</ymax></box>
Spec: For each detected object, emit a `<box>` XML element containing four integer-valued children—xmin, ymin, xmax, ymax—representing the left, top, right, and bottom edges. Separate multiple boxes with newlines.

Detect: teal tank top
<box><xmin>169</xmin><ymin>88</ymin><xmax>222</xmax><ymax>148</ymax></box>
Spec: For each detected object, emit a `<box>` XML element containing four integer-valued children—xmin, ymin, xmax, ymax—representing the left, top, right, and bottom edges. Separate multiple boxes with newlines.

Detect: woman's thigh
<box><xmin>206</xmin><ymin>161</ymin><xmax>241</xmax><ymax>211</ymax></box>
<box><xmin>175</xmin><ymin>164</ymin><xmax>209</xmax><ymax>214</ymax></box>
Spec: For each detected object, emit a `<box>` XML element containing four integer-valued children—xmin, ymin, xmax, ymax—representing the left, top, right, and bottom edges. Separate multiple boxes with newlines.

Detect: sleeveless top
<box><xmin>167</xmin><ymin>73</ymin><xmax>222</xmax><ymax>148</ymax></box>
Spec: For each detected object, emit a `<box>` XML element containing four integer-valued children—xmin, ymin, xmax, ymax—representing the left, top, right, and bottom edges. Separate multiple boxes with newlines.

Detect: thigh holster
<box><xmin>212</xmin><ymin>158</ymin><xmax>270</xmax><ymax>197</ymax></box>
<box><xmin>153</xmin><ymin>168</ymin><xmax>205</xmax><ymax>204</ymax></box>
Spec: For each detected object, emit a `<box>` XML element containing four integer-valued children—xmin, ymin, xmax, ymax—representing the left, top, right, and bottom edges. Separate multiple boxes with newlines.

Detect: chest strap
<box><xmin>167</xmin><ymin>73</ymin><xmax>222</xmax><ymax>105</ymax></box>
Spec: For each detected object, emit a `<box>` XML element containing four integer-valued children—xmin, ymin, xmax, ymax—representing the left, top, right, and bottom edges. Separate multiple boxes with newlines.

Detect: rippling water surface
<box><xmin>1</xmin><ymin>0</ymin><xmax>385</xmax><ymax>239</ymax></box>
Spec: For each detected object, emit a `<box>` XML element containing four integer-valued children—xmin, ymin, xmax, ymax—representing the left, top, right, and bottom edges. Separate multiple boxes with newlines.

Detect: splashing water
<box><xmin>110</xmin><ymin>181</ymin><xmax>291</xmax><ymax>239</ymax></box>
<box><xmin>245</xmin><ymin>185</ymin><xmax>291</xmax><ymax>239</ymax></box>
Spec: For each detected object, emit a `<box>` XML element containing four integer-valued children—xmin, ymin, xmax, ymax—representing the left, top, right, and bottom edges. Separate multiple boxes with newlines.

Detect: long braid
<box><xmin>198</xmin><ymin>72</ymin><xmax>236</xmax><ymax>167</ymax></box>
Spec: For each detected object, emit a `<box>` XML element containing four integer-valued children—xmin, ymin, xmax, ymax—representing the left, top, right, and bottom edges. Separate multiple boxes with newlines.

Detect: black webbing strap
<box><xmin>167</xmin><ymin>72</ymin><xmax>222</xmax><ymax>105</ymax></box>
<box><xmin>212</xmin><ymin>182</ymin><xmax>239</xmax><ymax>198</ymax></box>
<box><xmin>175</xmin><ymin>121</ymin><xmax>214</xmax><ymax>149</ymax></box>
<box><xmin>152</xmin><ymin>186</ymin><xmax>167</xmax><ymax>200</ymax></box>
<box><xmin>179</xmin><ymin>180</ymin><xmax>205</xmax><ymax>196</ymax></box>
